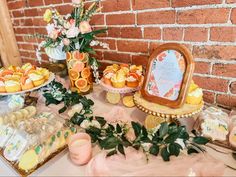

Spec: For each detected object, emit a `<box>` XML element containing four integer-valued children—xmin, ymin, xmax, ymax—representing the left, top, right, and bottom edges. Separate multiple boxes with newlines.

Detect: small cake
<box><xmin>21</xmin><ymin>76</ymin><xmax>34</xmax><ymax>91</ymax></box>
<box><xmin>5</xmin><ymin>80</ymin><xmax>21</xmax><ymax>93</ymax></box>
<box><xmin>111</xmin><ymin>71</ymin><xmax>126</xmax><ymax>88</ymax></box>
<box><xmin>126</xmin><ymin>73</ymin><xmax>139</xmax><ymax>88</ymax></box>
<box><xmin>37</xmin><ymin>67</ymin><xmax>50</xmax><ymax>80</ymax></box>
<box><xmin>186</xmin><ymin>87</ymin><xmax>203</xmax><ymax>105</ymax></box>
<box><xmin>0</xmin><ymin>77</ymin><xmax>6</xmax><ymax>93</ymax></box>
<box><xmin>28</xmin><ymin>71</ymin><xmax>45</xmax><ymax>87</ymax></box>
<box><xmin>103</xmin><ymin>72</ymin><xmax>114</xmax><ymax>86</ymax></box>
<box><xmin>18</xmin><ymin>149</ymin><xmax>39</xmax><ymax>172</ymax></box>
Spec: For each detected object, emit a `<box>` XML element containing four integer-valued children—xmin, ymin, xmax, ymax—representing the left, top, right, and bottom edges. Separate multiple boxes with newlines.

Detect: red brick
<box><xmin>101</xmin><ymin>0</ymin><xmax>130</xmax><ymax>12</ymax></box>
<box><xmin>230</xmin><ymin>81</ymin><xmax>236</xmax><ymax>94</ymax></box>
<box><xmin>32</xmin><ymin>18</ymin><xmax>47</xmax><ymax>26</ymax></box>
<box><xmin>44</xmin><ymin>0</ymin><xmax>63</xmax><ymax>5</ymax></box>
<box><xmin>163</xmin><ymin>28</ymin><xmax>183</xmax><ymax>41</ymax></box>
<box><xmin>132</xmin><ymin>0</ymin><xmax>170</xmax><ymax>10</ymax></box>
<box><xmin>28</xmin><ymin>0</ymin><xmax>44</xmax><ymax>7</ymax></box>
<box><xmin>24</xmin><ymin>8</ymin><xmax>38</xmax><ymax>17</ymax></box>
<box><xmin>131</xmin><ymin>55</ymin><xmax>149</xmax><ymax>67</ymax></box>
<box><xmin>120</xmin><ymin>27</ymin><xmax>142</xmax><ymax>39</ymax></box>
<box><xmin>137</xmin><ymin>11</ymin><xmax>175</xmax><ymax>25</ymax></box>
<box><xmin>144</xmin><ymin>27</ymin><xmax>161</xmax><ymax>40</ymax></box>
<box><xmin>226</xmin><ymin>0</ymin><xmax>236</xmax><ymax>3</ymax></box>
<box><xmin>103</xmin><ymin>51</ymin><xmax>131</xmax><ymax>63</ymax></box>
<box><xmin>172</xmin><ymin>0</ymin><xmax>221</xmax><ymax>7</ymax></box>
<box><xmin>202</xmin><ymin>91</ymin><xmax>215</xmax><ymax>104</ymax></box>
<box><xmin>177</xmin><ymin>8</ymin><xmax>229</xmax><ymax>24</ymax></box>
<box><xmin>93</xmin><ymin>27</ymin><xmax>107</xmax><ymax>37</ymax></box>
<box><xmin>106</xmin><ymin>14</ymin><xmax>135</xmax><ymax>25</ymax></box>
<box><xmin>210</xmin><ymin>27</ymin><xmax>236</xmax><ymax>42</ymax></box>
<box><xmin>107</xmin><ymin>27</ymin><xmax>121</xmax><ymax>38</ymax></box>
<box><xmin>216</xmin><ymin>94</ymin><xmax>236</xmax><ymax>108</ymax></box>
<box><xmin>12</xmin><ymin>10</ymin><xmax>25</xmax><ymax>18</ymax></box>
<box><xmin>8</xmin><ymin>1</ymin><xmax>25</xmax><ymax>10</ymax></box>
<box><xmin>19</xmin><ymin>43</ymin><xmax>35</xmax><ymax>51</ymax></box>
<box><xmin>149</xmin><ymin>42</ymin><xmax>163</xmax><ymax>54</ymax></box>
<box><xmin>184</xmin><ymin>28</ymin><xmax>208</xmax><ymax>42</ymax></box>
<box><xmin>193</xmin><ymin>45</ymin><xmax>236</xmax><ymax>60</ymax></box>
<box><xmin>193</xmin><ymin>76</ymin><xmax>229</xmax><ymax>92</ymax></box>
<box><xmin>212</xmin><ymin>64</ymin><xmax>236</xmax><ymax>78</ymax></box>
<box><xmin>231</xmin><ymin>8</ymin><xmax>236</xmax><ymax>24</ymax></box>
<box><xmin>194</xmin><ymin>62</ymin><xmax>211</xmax><ymax>74</ymax></box>
<box><xmin>90</xmin><ymin>14</ymin><xmax>105</xmax><ymax>25</ymax></box>
<box><xmin>23</xmin><ymin>18</ymin><xmax>33</xmax><ymax>26</ymax></box>
<box><xmin>117</xmin><ymin>41</ymin><xmax>148</xmax><ymax>53</ymax></box>
<box><xmin>57</xmin><ymin>5</ymin><xmax>73</xmax><ymax>15</ymax></box>
<box><xmin>91</xmin><ymin>51</ymin><xmax>103</xmax><ymax>61</ymax></box>
<box><xmin>15</xmin><ymin>36</ymin><xmax>24</xmax><ymax>42</ymax></box>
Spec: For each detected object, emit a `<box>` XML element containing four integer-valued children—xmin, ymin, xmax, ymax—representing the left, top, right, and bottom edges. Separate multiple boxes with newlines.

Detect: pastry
<box><xmin>28</xmin><ymin>71</ymin><xmax>45</xmax><ymax>87</ymax></box>
<box><xmin>21</xmin><ymin>76</ymin><xmax>34</xmax><ymax>91</ymax></box>
<box><xmin>5</xmin><ymin>80</ymin><xmax>21</xmax><ymax>93</ymax></box>
<box><xmin>126</xmin><ymin>73</ymin><xmax>139</xmax><ymax>88</ymax></box>
<box><xmin>0</xmin><ymin>77</ymin><xmax>6</xmax><ymax>93</ymax></box>
<box><xmin>186</xmin><ymin>87</ymin><xmax>203</xmax><ymax>105</ymax></box>
<box><xmin>37</xmin><ymin>67</ymin><xmax>50</xmax><ymax>80</ymax></box>
<box><xmin>103</xmin><ymin>72</ymin><xmax>114</xmax><ymax>86</ymax></box>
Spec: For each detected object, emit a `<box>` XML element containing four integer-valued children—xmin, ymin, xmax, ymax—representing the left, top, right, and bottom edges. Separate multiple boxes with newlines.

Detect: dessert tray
<box><xmin>100</xmin><ymin>78</ymin><xmax>142</xmax><ymax>94</ymax></box>
<box><xmin>0</xmin><ymin>73</ymin><xmax>55</xmax><ymax>96</ymax></box>
<box><xmin>134</xmin><ymin>91</ymin><xmax>204</xmax><ymax>119</ymax></box>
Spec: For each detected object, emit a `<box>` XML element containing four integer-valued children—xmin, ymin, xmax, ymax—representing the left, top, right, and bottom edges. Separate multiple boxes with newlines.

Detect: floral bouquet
<box><xmin>35</xmin><ymin>0</ymin><xmax>108</xmax><ymax>87</ymax></box>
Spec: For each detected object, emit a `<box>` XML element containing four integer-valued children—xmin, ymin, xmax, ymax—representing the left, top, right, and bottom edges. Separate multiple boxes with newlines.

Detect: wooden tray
<box><xmin>0</xmin><ymin>145</ymin><xmax>67</xmax><ymax>177</ymax></box>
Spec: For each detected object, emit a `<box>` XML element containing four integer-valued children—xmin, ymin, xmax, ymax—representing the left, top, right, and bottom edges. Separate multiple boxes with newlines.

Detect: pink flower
<box><xmin>63</xmin><ymin>38</ymin><xmax>70</xmax><ymax>46</ymax></box>
<box><xmin>79</xmin><ymin>21</ymin><xmax>92</xmax><ymax>34</ymax></box>
<box><xmin>49</xmin><ymin>29</ymin><xmax>59</xmax><ymax>40</ymax></box>
<box><xmin>125</xmin><ymin>127</ymin><xmax>136</xmax><ymax>142</ymax></box>
<box><xmin>66</xmin><ymin>26</ymin><xmax>79</xmax><ymax>38</ymax></box>
<box><xmin>72</xmin><ymin>0</ymin><xmax>82</xmax><ymax>4</ymax></box>
<box><xmin>69</xmin><ymin>19</ymin><xmax>75</xmax><ymax>25</ymax></box>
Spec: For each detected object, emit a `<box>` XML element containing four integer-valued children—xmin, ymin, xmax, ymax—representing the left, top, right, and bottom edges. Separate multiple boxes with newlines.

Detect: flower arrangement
<box><xmin>34</xmin><ymin>0</ymin><xmax>108</xmax><ymax>83</ymax></box>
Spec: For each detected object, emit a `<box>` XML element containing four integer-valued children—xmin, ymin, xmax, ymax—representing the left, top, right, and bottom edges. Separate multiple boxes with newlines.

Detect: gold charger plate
<box><xmin>134</xmin><ymin>91</ymin><xmax>204</xmax><ymax>119</ymax></box>
<box><xmin>0</xmin><ymin>145</ymin><xmax>67</xmax><ymax>177</ymax></box>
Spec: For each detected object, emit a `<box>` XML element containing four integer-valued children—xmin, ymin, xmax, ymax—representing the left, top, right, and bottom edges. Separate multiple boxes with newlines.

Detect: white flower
<box><xmin>175</xmin><ymin>138</ymin><xmax>185</xmax><ymax>149</ymax></box>
<box><xmin>46</xmin><ymin>23</ymin><xmax>55</xmax><ymax>35</ymax></box>
<box><xmin>80</xmin><ymin>119</ymin><xmax>91</xmax><ymax>129</ymax></box>
<box><xmin>91</xmin><ymin>120</ymin><xmax>101</xmax><ymax>129</ymax></box>
<box><xmin>66</xmin><ymin>26</ymin><xmax>79</xmax><ymax>38</ymax></box>
<box><xmin>75</xmin><ymin>42</ymin><xmax>80</xmax><ymax>49</ymax></box>
<box><xmin>63</xmin><ymin>21</ymin><xmax>71</xmax><ymax>29</ymax></box>
<box><xmin>72</xmin><ymin>103</ymin><xmax>83</xmax><ymax>112</ymax></box>
<box><xmin>90</xmin><ymin>40</ymin><xmax>99</xmax><ymax>46</ymax></box>
<box><xmin>142</xmin><ymin>143</ymin><xmax>152</xmax><ymax>152</ymax></box>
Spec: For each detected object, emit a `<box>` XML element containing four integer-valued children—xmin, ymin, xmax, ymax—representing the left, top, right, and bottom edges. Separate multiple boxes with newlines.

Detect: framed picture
<box><xmin>141</xmin><ymin>43</ymin><xmax>195</xmax><ymax>108</ymax></box>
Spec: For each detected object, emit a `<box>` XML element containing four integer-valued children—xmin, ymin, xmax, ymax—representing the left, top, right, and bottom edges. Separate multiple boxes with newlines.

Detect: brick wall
<box><xmin>7</xmin><ymin>0</ymin><xmax>236</xmax><ymax>108</ymax></box>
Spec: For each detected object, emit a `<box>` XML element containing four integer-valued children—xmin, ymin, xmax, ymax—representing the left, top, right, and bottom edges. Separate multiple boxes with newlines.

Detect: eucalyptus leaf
<box><xmin>161</xmin><ymin>147</ymin><xmax>170</xmax><ymax>161</ymax></box>
<box><xmin>159</xmin><ymin>122</ymin><xmax>168</xmax><ymax>138</ymax></box>
<box><xmin>149</xmin><ymin>144</ymin><xmax>159</xmax><ymax>156</ymax></box>
<box><xmin>116</xmin><ymin>124</ymin><xmax>122</xmax><ymax>133</ymax></box>
<box><xmin>168</xmin><ymin>143</ymin><xmax>180</xmax><ymax>156</ymax></box>
<box><xmin>106</xmin><ymin>150</ymin><xmax>117</xmax><ymax>157</ymax></box>
<box><xmin>193</xmin><ymin>137</ymin><xmax>209</xmax><ymax>145</ymax></box>
<box><xmin>100</xmin><ymin>136</ymin><xmax>119</xmax><ymax>150</ymax></box>
<box><xmin>131</xmin><ymin>121</ymin><xmax>142</xmax><ymax>137</ymax></box>
<box><xmin>118</xmin><ymin>144</ymin><xmax>125</xmax><ymax>155</ymax></box>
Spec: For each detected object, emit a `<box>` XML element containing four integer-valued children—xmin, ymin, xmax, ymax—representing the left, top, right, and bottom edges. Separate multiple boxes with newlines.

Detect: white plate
<box><xmin>0</xmin><ymin>73</ymin><xmax>55</xmax><ymax>96</ymax></box>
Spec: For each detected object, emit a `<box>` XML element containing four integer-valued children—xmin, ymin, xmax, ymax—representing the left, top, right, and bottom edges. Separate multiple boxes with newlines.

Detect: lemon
<box><xmin>144</xmin><ymin>115</ymin><xmax>165</xmax><ymax>130</ymax></box>
<box><xmin>106</xmin><ymin>92</ymin><xmax>121</xmax><ymax>104</ymax></box>
<box><xmin>122</xmin><ymin>96</ymin><xmax>135</xmax><ymax>108</ymax></box>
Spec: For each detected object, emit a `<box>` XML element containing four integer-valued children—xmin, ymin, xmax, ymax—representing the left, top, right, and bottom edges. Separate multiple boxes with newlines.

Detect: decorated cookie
<box><xmin>18</xmin><ymin>149</ymin><xmax>39</xmax><ymax>172</ymax></box>
<box><xmin>0</xmin><ymin>125</ymin><xmax>15</xmax><ymax>148</ymax></box>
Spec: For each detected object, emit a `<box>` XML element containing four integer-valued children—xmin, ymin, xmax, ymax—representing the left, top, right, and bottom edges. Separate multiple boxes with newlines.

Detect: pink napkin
<box><xmin>85</xmin><ymin>147</ymin><xmax>225</xmax><ymax>176</ymax></box>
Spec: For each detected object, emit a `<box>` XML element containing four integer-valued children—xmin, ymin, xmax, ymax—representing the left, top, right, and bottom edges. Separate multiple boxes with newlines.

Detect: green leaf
<box><xmin>95</xmin><ymin>116</ymin><xmax>106</xmax><ymax>127</ymax></box>
<box><xmin>142</xmin><ymin>126</ymin><xmax>148</xmax><ymax>137</ymax></box>
<box><xmin>159</xmin><ymin>122</ymin><xmax>168</xmax><ymax>138</ymax></box>
<box><xmin>116</xmin><ymin>124</ymin><xmax>122</xmax><ymax>133</ymax></box>
<box><xmin>161</xmin><ymin>147</ymin><xmax>170</xmax><ymax>161</ymax></box>
<box><xmin>131</xmin><ymin>121</ymin><xmax>142</xmax><ymax>137</ymax></box>
<box><xmin>168</xmin><ymin>123</ymin><xmax>178</xmax><ymax>134</ymax></box>
<box><xmin>106</xmin><ymin>150</ymin><xmax>117</xmax><ymax>157</ymax></box>
<box><xmin>59</xmin><ymin>106</ymin><xmax>67</xmax><ymax>114</ymax></box>
<box><xmin>193</xmin><ymin>137</ymin><xmax>209</xmax><ymax>145</ymax></box>
<box><xmin>168</xmin><ymin>143</ymin><xmax>180</xmax><ymax>156</ymax></box>
<box><xmin>187</xmin><ymin>147</ymin><xmax>199</xmax><ymax>154</ymax></box>
<box><xmin>118</xmin><ymin>144</ymin><xmax>125</xmax><ymax>155</ymax></box>
<box><xmin>164</xmin><ymin>133</ymin><xmax>179</xmax><ymax>143</ymax></box>
<box><xmin>100</xmin><ymin>136</ymin><xmax>119</xmax><ymax>150</ymax></box>
<box><xmin>89</xmin><ymin>126</ymin><xmax>101</xmax><ymax>135</ymax></box>
<box><xmin>149</xmin><ymin>144</ymin><xmax>159</xmax><ymax>156</ymax></box>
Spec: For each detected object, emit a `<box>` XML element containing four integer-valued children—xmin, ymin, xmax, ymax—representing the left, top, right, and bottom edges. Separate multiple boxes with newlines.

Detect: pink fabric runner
<box><xmin>85</xmin><ymin>147</ymin><xmax>225</xmax><ymax>176</ymax></box>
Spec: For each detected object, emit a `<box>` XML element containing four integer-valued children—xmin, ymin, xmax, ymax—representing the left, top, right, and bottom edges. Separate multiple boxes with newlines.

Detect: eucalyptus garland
<box><xmin>70</xmin><ymin>112</ymin><xmax>209</xmax><ymax>161</ymax></box>
<box><xmin>43</xmin><ymin>80</ymin><xmax>94</xmax><ymax>113</ymax></box>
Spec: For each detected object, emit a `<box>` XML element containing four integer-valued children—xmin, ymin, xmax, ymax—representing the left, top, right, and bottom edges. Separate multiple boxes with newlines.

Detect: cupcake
<box><xmin>22</xmin><ymin>63</ymin><xmax>36</xmax><ymax>75</ymax></box>
<box><xmin>103</xmin><ymin>72</ymin><xmax>114</xmax><ymax>86</ymax></box>
<box><xmin>111</xmin><ymin>71</ymin><xmax>126</xmax><ymax>88</ymax></box>
<box><xmin>126</xmin><ymin>73</ymin><xmax>139</xmax><ymax>88</ymax></box>
<box><xmin>0</xmin><ymin>77</ymin><xmax>6</xmax><ymax>93</ymax></box>
<box><xmin>28</xmin><ymin>71</ymin><xmax>45</xmax><ymax>87</ymax></box>
<box><xmin>21</xmin><ymin>76</ymin><xmax>34</xmax><ymax>91</ymax></box>
<box><xmin>186</xmin><ymin>87</ymin><xmax>203</xmax><ymax>105</ymax></box>
<box><xmin>5</xmin><ymin>80</ymin><xmax>21</xmax><ymax>93</ymax></box>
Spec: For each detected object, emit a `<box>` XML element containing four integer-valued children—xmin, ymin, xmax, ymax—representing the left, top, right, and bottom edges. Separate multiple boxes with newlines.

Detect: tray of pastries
<box><xmin>0</xmin><ymin>63</ymin><xmax>54</xmax><ymax>95</ymax></box>
<box><xmin>100</xmin><ymin>64</ymin><xmax>144</xmax><ymax>93</ymax></box>
<box><xmin>0</xmin><ymin>106</ymin><xmax>76</xmax><ymax>176</ymax></box>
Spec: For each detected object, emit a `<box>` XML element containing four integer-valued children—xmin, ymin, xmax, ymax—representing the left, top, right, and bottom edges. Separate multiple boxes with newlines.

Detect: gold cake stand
<box><xmin>133</xmin><ymin>91</ymin><xmax>204</xmax><ymax>123</ymax></box>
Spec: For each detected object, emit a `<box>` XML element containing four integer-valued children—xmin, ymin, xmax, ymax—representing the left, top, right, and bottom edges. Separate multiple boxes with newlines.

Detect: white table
<box><xmin>1</xmin><ymin>86</ymin><xmax>236</xmax><ymax>176</ymax></box>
